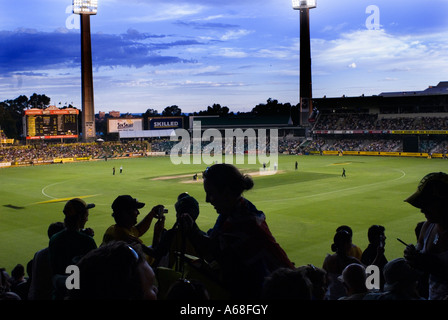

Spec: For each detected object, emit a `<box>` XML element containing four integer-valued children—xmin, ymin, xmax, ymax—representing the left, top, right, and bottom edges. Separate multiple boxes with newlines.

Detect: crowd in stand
<box><xmin>1</xmin><ymin>164</ymin><xmax>447</xmax><ymax>301</ymax></box>
<box><xmin>307</xmin><ymin>113</ymin><xmax>448</xmax><ymax>154</ymax></box>
<box><xmin>1</xmin><ymin>136</ymin><xmax>445</xmax><ymax>165</ymax></box>
<box><xmin>314</xmin><ymin>113</ymin><xmax>448</xmax><ymax>131</ymax></box>
<box><xmin>0</xmin><ymin>141</ymin><xmax>148</xmax><ymax>163</ymax></box>
<box><xmin>304</xmin><ymin>139</ymin><xmax>404</xmax><ymax>153</ymax></box>
<box><xmin>304</xmin><ymin>137</ymin><xmax>448</xmax><ymax>154</ymax></box>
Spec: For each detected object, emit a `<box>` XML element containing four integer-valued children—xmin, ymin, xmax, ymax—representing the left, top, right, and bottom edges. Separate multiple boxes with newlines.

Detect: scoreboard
<box><xmin>24</xmin><ymin>107</ymin><xmax>79</xmax><ymax>140</ymax></box>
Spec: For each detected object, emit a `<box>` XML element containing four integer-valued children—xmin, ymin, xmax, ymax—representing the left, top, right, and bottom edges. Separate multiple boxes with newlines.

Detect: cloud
<box><xmin>174</xmin><ymin>20</ymin><xmax>240</xmax><ymax>30</ymax></box>
<box><xmin>178</xmin><ymin>80</ymin><xmax>245</xmax><ymax>88</ymax></box>
<box><xmin>312</xmin><ymin>29</ymin><xmax>448</xmax><ymax>74</ymax></box>
<box><xmin>123</xmin><ymin>28</ymin><xmax>167</xmax><ymax>40</ymax></box>
<box><xmin>0</xmin><ymin>28</ymin><xmax>200</xmax><ymax>74</ymax></box>
<box><xmin>311</xmin><ymin>28</ymin><xmax>448</xmax><ymax>97</ymax></box>
<box><xmin>125</xmin><ymin>4</ymin><xmax>205</xmax><ymax>23</ymax></box>
<box><xmin>220</xmin><ymin>29</ymin><xmax>253</xmax><ymax>41</ymax></box>
<box><xmin>0</xmin><ymin>29</ymin><xmax>79</xmax><ymax>74</ymax></box>
<box><xmin>215</xmin><ymin>48</ymin><xmax>248</xmax><ymax>58</ymax></box>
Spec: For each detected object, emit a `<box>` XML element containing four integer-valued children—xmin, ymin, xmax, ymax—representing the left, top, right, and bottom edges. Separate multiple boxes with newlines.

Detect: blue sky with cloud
<box><xmin>1</xmin><ymin>0</ymin><xmax>448</xmax><ymax>113</ymax></box>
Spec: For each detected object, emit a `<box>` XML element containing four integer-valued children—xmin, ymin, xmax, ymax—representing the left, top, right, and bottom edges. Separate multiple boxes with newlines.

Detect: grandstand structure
<box><xmin>304</xmin><ymin>81</ymin><xmax>448</xmax><ymax>158</ymax></box>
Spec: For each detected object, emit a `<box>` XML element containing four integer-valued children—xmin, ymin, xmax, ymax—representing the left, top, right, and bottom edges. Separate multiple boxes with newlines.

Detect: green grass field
<box><xmin>1</xmin><ymin>154</ymin><xmax>446</xmax><ymax>273</ymax></box>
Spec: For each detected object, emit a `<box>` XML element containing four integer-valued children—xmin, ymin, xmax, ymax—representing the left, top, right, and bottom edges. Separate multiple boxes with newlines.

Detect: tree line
<box><xmin>0</xmin><ymin>94</ymin><xmax>299</xmax><ymax>139</ymax></box>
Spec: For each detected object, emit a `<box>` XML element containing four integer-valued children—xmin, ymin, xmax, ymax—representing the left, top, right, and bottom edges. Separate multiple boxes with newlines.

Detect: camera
<box><xmin>155</xmin><ymin>207</ymin><xmax>168</xmax><ymax>219</ymax></box>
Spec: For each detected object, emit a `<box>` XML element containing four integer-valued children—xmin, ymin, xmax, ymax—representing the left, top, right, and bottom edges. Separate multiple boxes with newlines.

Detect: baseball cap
<box><xmin>404</xmin><ymin>172</ymin><xmax>448</xmax><ymax>208</ymax></box>
<box><xmin>112</xmin><ymin>195</ymin><xmax>145</xmax><ymax>213</ymax></box>
<box><xmin>64</xmin><ymin>198</ymin><xmax>95</xmax><ymax>217</ymax></box>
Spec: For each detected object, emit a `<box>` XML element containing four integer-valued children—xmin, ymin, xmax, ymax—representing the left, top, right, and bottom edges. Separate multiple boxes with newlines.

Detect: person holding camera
<box><xmin>151</xmin><ymin>192</ymin><xmax>202</xmax><ymax>269</ymax></box>
<box><xmin>102</xmin><ymin>195</ymin><xmax>166</xmax><ymax>262</ymax></box>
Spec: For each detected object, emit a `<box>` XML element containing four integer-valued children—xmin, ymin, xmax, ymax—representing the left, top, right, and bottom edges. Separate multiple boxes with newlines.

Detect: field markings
<box><xmin>36</xmin><ymin>195</ymin><xmax>98</xmax><ymax>205</ymax></box>
<box><xmin>41</xmin><ymin>181</ymin><xmax>66</xmax><ymax>199</ymax></box>
<box><xmin>40</xmin><ymin>180</ymin><xmax>99</xmax><ymax>204</ymax></box>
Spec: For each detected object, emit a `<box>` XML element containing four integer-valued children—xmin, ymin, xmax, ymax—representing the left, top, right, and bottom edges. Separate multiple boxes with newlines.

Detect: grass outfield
<box><xmin>0</xmin><ymin>154</ymin><xmax>446</xmax><ymax>273</ymax></box>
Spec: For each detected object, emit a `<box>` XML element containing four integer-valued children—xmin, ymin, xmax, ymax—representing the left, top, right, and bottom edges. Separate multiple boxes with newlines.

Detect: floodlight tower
<box><xmin>73</xmin><ymin>0</ymin><xmax>97</xmax><ymax>141</ymax></box>
<box><xmin>292</xmin><ymin>0</ymin><xmax>316</xmax><ymax>125</ymax></box>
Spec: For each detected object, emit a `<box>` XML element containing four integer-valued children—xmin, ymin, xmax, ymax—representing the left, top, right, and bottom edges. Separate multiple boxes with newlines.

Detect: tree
<box><xmin>29</xmin><ymin>93</ymin><xmax>50</xmax><ymax>109</ymax></box>
<box><xmin>0</xmin><ymin>95</ymin><xmax>30</xmax><ymax>139</ymax></box>
<box><xmin>0</xmin><ymin>101</ymin><xmax>18</xmax><ymax>138</ymax></box>
<box><xmin>196</xmin><ymin>103</ymin><xmax>230</xmax><ymax>116</ymax></box>
<box><xmin>143</xmin><ymin>108</ymin><xmax>159</xmax><ymax>117</ymax></box>
<box><xmin>251</xmin><ymin>98</ymin><xmax>291</xmax><ymax>116</ymax></box>
<box><xmin>142</xmin><ymin>108</ymin><xmax>160</xmax><ymax>130</ymax></box>
<box><xmin>162</xmin><ymin>105</ymin><xmax>182</xmax><ymax>116</ymax></box>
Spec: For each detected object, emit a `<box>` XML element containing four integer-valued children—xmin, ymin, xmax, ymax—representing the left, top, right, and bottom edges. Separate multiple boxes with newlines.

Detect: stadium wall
<box><xmin>0</xmin><ymin>151</ymin><xmax>169</xmax><ymax>168</ymax></box>
<box><xmin>308</xmin><ymin>150</ymin><xmax>444</xmax><ymax>158</ymax></box>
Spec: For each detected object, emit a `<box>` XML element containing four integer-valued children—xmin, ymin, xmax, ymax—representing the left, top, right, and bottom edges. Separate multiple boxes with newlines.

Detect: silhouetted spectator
<box><xmin>364</xmin><ymin>258</ymin><xmax>424</xmax><ymax>300</ymax></box>
<box><xmin>338</xmin><ymin>263</ymin><xmax>369</xmax><ymax>300</ymax></box>
<box><xmin>0</xmin><ymin>268</ymin><xmax>20</xmax><ymax>300</ymax></box>
<box><xmin>10</xmin><ymin>264</ymin><xmax>27</xmax><ymax>300</ymax></box>
<box><xmin>152</xmin><ymin>192</ymin><xmax>202</xmax><ymax>270</ymax></box>
<box><xmin>322</xmin><ymin>230</ymin><xmax>363</xmax><ymax>300</ymax></box>
<box><xmin>69</xmin><ymin>241</ymin><xmax>158</xmax><ymax>300</ymax></box>
<box><xmin>404</xmin><ymin>172</ymin><xmax>448</xmax><ymax>300</ymax></box>
<box><xmin>49</xmin><ymin>198</ymin><xmax>97</xmax><ymax>299</ymax></box>
<box><xmin>186</xmin><ymin>163</ymin><xmax>294</xmax><ymax>299</ymax></box>
<box><xmin>261</xmin><ymin>267</ymin><xmax>312</xmax><ymax>300</ymax></box>
<box><xmin>102</xmin><ymin>195</ymin><xmax>165</xmax><ymax>262</ymax></box>
<box><xmin>336</xmin><ymin>225</ymin><xmax>362</xmax><ymax>260</ymax></box>
<box><xmin>28</xmin><ymin>222</ymin><xmax>65</xmax><ymax>300</ymax></box>
<box><xmin>361</xmin><ymin>225</ymin><xmax>388</xmax><ymax>289</ymax></box>
<box><xmin>296</xmin><ymin>264</ymin><xmax>327</xmax><ymax>300</ymax></box>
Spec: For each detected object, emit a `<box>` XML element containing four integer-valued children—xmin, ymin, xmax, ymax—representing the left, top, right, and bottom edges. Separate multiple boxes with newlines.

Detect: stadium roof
<box><xmin>379</xmin><ymin>81</ymin><xmax>448</xmax><ymax>97</ymax></box>
<box><xmin>191</xmin><ymin>114</ymin><xmax>294</xmax><ymax>129</ymax></box>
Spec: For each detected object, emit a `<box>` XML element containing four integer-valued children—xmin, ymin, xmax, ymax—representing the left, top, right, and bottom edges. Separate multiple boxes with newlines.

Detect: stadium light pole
<box><xmin>292</xmin><ymin>0</ymin><xmax>316</xmax><ymax>126</ymax></box>
<box><xmin>73</xmin><ymin>0</ymin><xmax>97</xmax><ymax>142</ymax></box>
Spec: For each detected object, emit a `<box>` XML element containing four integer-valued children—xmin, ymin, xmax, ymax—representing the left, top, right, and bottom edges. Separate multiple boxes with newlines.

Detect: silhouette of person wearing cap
<box><xmin>48</xmin><ymin>198</ymin><xmax>97</xmax><ymax>299</ymax></box>
<box><xmin>404</xmin><ymin>172</ymin><xmax>448</xmax><ymax>300</ymax></box>
<box><xmin>102</xmin><ymin>195</ymin><xmax>165</xmax><ymax>261</ymax></box>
